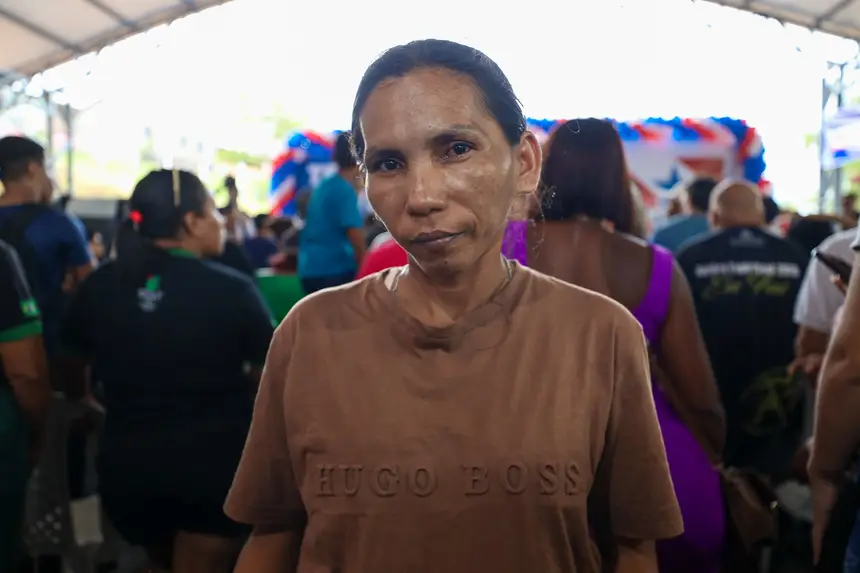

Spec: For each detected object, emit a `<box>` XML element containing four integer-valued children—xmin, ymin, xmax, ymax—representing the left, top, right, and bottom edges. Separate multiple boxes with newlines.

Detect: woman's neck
<box><xmin>397</xmin><ymin>247</ymin><xmax>509</xmax><ymax>328</ymax></box>
<box><xmin>152</xmin><ymin>239</ymin><xmax>202</xmax><ymax>257</ymax></box>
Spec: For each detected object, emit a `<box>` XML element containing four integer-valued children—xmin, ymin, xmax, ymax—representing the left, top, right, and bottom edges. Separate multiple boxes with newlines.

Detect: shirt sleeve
<box><xmin>333</xmin><ymin>180</ymin><xmax>364</xmax><ymax>230</ymax></box>
<box><xmin>235</xmin><ymin>279</ymin><xmax>276</xmax><ymax>366</ymax></box>
<box><xmin>0</xmin><ymin>243</ymin><xmax>42</xmax><ymax>343</ymax></box>
<box><xmin>57</xmin><ymin>213</ymin><xmax>93</xmax><ymax>267</ymax></box>
<box><xmin>794</xmin><ymin>246</ymin><xmax>844</xmax><ymax>333</ymax></box>
<box><xmin>853</xmin><ymin>226</ymin><xmax>860</xmax><ymax>251</ymax></box>
<box><xmin>597</xmin><ymin>313</ymin><xmax>684</xmax><ymax>540</ymax></box>
<box><xmin>224</xmin><ymin>317</ymin><xmax>306</xmax><ymax>527</ymax></box>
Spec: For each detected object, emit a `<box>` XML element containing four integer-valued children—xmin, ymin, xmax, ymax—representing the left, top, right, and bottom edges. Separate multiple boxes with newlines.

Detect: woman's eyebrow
<box><xmin>364</xmin><ymin>125</ymin><xmax>486</xmax><ymax>159</ymax></box>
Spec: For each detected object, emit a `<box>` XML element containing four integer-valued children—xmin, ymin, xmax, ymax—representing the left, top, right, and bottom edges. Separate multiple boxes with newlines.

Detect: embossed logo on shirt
<box><xmin>314</xmin><ymin>462</ymin><xmax>581</xmax><ymax>498</ymax></box>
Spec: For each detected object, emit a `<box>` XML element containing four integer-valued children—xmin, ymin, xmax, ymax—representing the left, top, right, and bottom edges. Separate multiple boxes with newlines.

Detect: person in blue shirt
<box><xmin>298</xmin><ymin>131</ymin><xmax>366</xmax><ymax>293</ymax></box>
<box><xmin>652</xmin><ymin>177</ymin><xmax>717</xmax><ymax>253</ymax></box>
<box><xmin>243</xmin><ymin>214</ymin><xmax>280</xmax><ymax>270</ymax></box>
<box><xmin>0</xmin><ymin>136</ymin><xmax>93</xmax><ymax>358</ymax></box>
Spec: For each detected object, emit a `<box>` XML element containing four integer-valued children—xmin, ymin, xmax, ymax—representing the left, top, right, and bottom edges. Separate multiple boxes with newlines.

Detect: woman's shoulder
<box><xmin>199</xmin><ymin>258</ymin><xmax>257</xmax><ymax>288</ymax></box>
<box><xmin>520</xmin><ymin>266</ymin><xmax>643</xmax><ymax>335</ymax></box>
<box><xmin>282</xmin><ymin>272</ymin><xmax>386</xmax><ymax>330</ymax></box>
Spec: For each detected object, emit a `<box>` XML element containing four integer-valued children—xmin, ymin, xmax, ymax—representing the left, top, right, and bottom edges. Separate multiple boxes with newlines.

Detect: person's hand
<box><xmin>811</xmin><ymin>474</ymin><xmax>840</xmax><ymax>564</ymax></box>
<box><xmin>832</xmin><ymin>275</ymin><xmax>848</xmax><ymax>295</ymax></box>
<box><xmin>791</xmin><ymin>438</ymin><xmax>813</xmax><ymax>483</ymax></box>
<box><xmin>789</xmin><ymin>353</ymin><xmax>824</xmax><ymax>386</ymax></box>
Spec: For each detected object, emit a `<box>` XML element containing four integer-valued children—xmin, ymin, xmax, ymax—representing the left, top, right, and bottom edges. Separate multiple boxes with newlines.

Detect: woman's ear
<box><xmin>516</xmin><ymin>131</ymin><xmax>542</xmax><ymax>196</ymax></box>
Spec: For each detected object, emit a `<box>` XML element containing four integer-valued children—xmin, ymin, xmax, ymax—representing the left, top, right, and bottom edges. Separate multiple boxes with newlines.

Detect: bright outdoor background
<box><xmin>1</xmin><ymin>0</ymin><xmax>858</xmax><ymax>214</ymax></box>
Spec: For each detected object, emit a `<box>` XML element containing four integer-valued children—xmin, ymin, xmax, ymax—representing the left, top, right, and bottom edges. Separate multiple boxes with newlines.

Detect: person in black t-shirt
<box><xmin>677</xmin><ymin>180</ymin><xmax>809</xmax><ymax>475</ymax></box>
<box><xmin>0</xmin><ymin>239</ymin><xmax>50</xmax><ymax>569</ymax></box>
<box><xmin>60</xmin><ymin>169</ymin><xmax>275</xmax><ymax>573</ymax></box>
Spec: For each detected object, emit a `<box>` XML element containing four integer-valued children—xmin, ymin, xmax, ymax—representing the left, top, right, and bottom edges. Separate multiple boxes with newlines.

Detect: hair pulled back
<box><xmin>540</xmin><ymin>118</ymin><xmax>634</xmax><ymax>234</ymax></box>
<box><xmin>115</xmin><ymin>169</ymin><xmax>210</xmax><ymax>281</ymax></box>
<box><xmin>350</xmin><ymin>39</ymin><xmax>527</xmax><ymax>161</ymax></box>
<box><xmin>0</xmin><ymin>136</ymin><xmax>45</xmax><ymax>183</ymax></box>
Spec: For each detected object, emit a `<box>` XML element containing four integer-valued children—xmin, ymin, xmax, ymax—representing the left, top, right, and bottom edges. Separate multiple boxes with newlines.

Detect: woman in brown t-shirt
<box><xmin>225</xmin><ymin>39</ymin><xmax>683</xmax><ymax>573</ymax></box>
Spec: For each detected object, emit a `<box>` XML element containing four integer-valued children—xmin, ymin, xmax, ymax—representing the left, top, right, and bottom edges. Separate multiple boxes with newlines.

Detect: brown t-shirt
<box><xmin>225</xmin><ymin>262</ymin><xmax>683</xmax><ymax>572</ymax></box>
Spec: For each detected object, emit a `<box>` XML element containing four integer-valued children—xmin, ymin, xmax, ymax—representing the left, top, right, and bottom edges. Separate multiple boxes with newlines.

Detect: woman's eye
<box><xmin>451</xmin><ymin>142</ymin><xmax>472</xmax><ymax>155</ymax></box>
<box><xmin>443</xmin><ymin>142</ymin><xmax>474</xmax><ymax>160</ymax></box>
<box><xmin>371</xmin><ymin>158</ymin><xmax>402</xmax><ymax>173</ymax></box>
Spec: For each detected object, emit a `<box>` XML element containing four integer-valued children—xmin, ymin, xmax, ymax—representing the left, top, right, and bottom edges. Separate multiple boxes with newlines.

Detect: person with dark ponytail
<box><xmin>60</xmin><ymin>169</ymin><xmax>275</xmax><ymax>573</ymax></box>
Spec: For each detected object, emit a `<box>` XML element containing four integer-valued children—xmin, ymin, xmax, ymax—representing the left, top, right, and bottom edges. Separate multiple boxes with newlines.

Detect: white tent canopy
<box><xmin>704</xmin><ymin>0</ymin><xmax>860</xmax><ymax>42</ymax></box>
<box><xmin>0</xmin><ymin>0</ymin><xmax>228</xmax><ymax>78</ymax></box>
<box><xmin>1</xmin><ymin>0</ymin><xmax>860</xmax><ymax>80</ymax></box>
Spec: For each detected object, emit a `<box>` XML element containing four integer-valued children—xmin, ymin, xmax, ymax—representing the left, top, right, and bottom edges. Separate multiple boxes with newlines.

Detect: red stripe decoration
<box><xmin>632</xmin><ymin>124</ymin><xmax>661</xmax><ymax>141</ymax></box>
<box><xmin>682</xmin><ymin>119</ymin><xmax>718</xmax><ymax>142</ymax></box>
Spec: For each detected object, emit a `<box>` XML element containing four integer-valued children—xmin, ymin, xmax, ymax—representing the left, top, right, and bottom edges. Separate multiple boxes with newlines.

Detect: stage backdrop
<box><xmin>270</xmin><ymin>118</ymin><xmax>766</xmax><ymax>224</ymax></box>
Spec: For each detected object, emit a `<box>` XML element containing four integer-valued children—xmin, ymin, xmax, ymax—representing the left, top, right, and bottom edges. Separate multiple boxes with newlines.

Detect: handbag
<box><xmin>649</xmin><ymin>352</ymin><xmax>778</xmax><ymax>565</ymax></box>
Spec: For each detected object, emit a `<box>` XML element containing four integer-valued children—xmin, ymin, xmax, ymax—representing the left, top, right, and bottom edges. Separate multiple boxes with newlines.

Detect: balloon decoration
<box><xmin>269</xmin><ymin>130</ymin><xmax>338</xmax><ymax>216</ymax></box>
<box><xmin>269</xmin><ymin>119</ymin><xmax>768</xmax><ymax>220</ymax></box>
<box><xmin>527</xmin><ymin>117</ymin><xmax>768</xmax><ymax>200</ymax></box>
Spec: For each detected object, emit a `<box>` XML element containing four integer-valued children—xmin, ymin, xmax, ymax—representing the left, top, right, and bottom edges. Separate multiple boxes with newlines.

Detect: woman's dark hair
<box><xmin>762</xmin><ymin>195</ymin><xmax>780</xmax><ymax>224</ymax></box>
<box><xmin>540</xmin><ymin>119</ymin><xmax>634</xmax><ymax>234</ymax></box>
<box><xmin>114</xmin><ymin>169</ymin><xmax>210</xmax><ymax>280</ymax></box>
<box><xmin>350</xmin><ymin>39</ymin><xmax>526</xmax><ymax>160</ymax></box>
<box><xmin>0</xmin><ymin>136</ymin><xmax>45</xmax><ymax>183</ymax></box>
<box><xmin>333</xmin><ymin>132</ymin><xmax>357</xmax><ymax>169</ymax></box>
<box><xmin>685</xmin><ymin>177</ymin><xmax>718</xmax><ymax>213</ymax></box>
<box><xmin>786</xmin><ymin>217</ymin><xmax>835</xmax><ymax>255</ymax></box>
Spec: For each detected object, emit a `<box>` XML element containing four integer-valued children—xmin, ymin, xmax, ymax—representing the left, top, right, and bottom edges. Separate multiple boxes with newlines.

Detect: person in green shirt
<box><xmin>0</xmin><ymin>238</ymin><xmax>50</xmax><ymax>569</ymax></box>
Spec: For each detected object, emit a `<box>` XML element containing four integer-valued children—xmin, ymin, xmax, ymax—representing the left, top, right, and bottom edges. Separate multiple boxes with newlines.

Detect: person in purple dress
<box><xmin>528</xmin><ymin>118</ymin><xmax>727</xmax><ymax>573</ymax></box>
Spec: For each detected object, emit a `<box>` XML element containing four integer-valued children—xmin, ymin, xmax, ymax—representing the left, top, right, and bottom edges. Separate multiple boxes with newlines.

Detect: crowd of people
<box><xmin>2</xmin><ymin>38</ymin><xmax>860</xmax><ymax>573</ymax></box>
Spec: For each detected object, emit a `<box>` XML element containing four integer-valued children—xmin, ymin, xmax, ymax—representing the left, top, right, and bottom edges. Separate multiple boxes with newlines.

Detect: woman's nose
<box><xmin>405</xmin><ymin>162</ymin><xmax>446</xmax><ymax>216</ymax></box>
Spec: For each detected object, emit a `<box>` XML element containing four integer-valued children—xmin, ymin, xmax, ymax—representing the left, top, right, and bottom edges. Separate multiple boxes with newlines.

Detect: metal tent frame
<box><xmin>704</xmin><ymin>0</ymin><xmax>860</xmax><ymax>41</ymax></box>
<box><xmin>0</xmin><ymin>0</ymin><xmax>229</xmax><ymax>194</ymax></box>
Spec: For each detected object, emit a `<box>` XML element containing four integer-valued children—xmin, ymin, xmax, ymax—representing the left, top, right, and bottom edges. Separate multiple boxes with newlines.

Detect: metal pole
<box><xmin>835</xmin><ymin>63</ymin><xmax>847</xmax><ymax>209</ymax></box>
<box><xmin>63</xmin><ymin>104</ymin><xmax>73</xmax><ymax>196</ymax></box>
<box><xmin>820</xmin><ymin>73</ymin><xmax>832</xmax><ymax>213</ymax></box>
<box><xmin>43</xmin><ymin>91</ymin><xmax>54</xmax><ymax>171</ymax></box>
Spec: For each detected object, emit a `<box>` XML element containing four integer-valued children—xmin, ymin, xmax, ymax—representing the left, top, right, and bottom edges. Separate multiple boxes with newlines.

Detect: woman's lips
<box><xmin>409</xmin><ymin>230</ymin><xmax>464</xmax><ymax>249</ymax></box>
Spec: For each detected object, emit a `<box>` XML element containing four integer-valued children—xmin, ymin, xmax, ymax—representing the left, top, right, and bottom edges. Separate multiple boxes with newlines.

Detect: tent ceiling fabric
<box><xmin>0</xmin><ymin>0</ymin><xmax>228</xmax><ymax>77</ymax></box>
<box><xmin>1</xmin><ymin>0</ymin><xmax>859</xmax><ymax>79</ymax></box>
<box><xmin>704</xmin><ymin>0</ymin><xmax>860</xmax><ymax>41</ymax></box>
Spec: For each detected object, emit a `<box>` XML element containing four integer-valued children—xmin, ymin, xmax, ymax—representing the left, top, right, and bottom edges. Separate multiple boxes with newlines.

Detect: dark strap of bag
<box><xmin>648</xmin><ymin>352</ymin><xmax>778</xmax><ymax>554</ymax></box>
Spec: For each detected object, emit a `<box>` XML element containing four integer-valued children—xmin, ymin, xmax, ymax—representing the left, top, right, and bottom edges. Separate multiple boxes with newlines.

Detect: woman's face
<box><xmin>359</xmin><ymin>68</ymin><xmax>540</xmax><ymax>277</ymax></box>
<box><xmin>186</xmin><ymin>195</ymin><xmax>225</xmax><ymax>256</ymax></box>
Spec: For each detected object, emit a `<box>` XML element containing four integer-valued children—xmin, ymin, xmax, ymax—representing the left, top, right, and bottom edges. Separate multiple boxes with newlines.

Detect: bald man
<box><xmin>676</xmin><ymin>180</ymin><xmax>809</xmax><ymax>475</ymax></box>
<box><xmin>708</xmin><ymin>180</ymin><xmax>765</xmax><ymax>229</ymax></box>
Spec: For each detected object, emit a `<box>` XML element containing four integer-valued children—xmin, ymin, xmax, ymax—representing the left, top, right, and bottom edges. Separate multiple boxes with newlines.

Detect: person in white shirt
<box><xmin>792</xmin><ymin>228</ymin><xmax>855</xmax><ymax>378</ymax></box>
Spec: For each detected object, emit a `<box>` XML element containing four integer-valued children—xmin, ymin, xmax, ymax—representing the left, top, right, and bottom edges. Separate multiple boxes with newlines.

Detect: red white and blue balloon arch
<box><xmin>269</xmin><ymin>117</ymin><xmax>767</xmax><ymax>216</ymax></box>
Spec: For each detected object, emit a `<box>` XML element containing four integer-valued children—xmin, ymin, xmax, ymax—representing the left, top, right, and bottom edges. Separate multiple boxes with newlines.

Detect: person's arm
<box><xmin>58</xmin><ymin>213</ymin><xmax>94</xmax><ymax>289</ymax></box>
<box><xmin>658</xmin><ymin>261</ymin><xmax>725</xmax><ymax>454</ymax></box>
<box><xmin>809</xmin><ymin>246</ymin><xmax>860</xmax><ymax>560</ymax></box>
<box><xmin>346</xmin><ymin>228</ymin><xmax>366</xmax><ymax>268</ymax></box>
<box><xmin>334</xmin><ymin>182</ymin><xmax>366</xmax><ymax>268</ymax></box>
<box><xmin>792</xmin><ymin>249</ymin><xmax>844</xmax><ymax>377</ymax></box>
<box><xmin>57</xmin><ymin>272</ymin><xmax>97</xmax><ymax>400</ymax></box>
<box><xmin>592</xmin><ymin>312</ymin><xmax>684</xmax><ymax>573</ymax></box>
<box><xmin>234</xmin><ymin>278</ymin><xmax>276</xmax><ymax>385</ymax></box>
<box><xmin>616</xmin><ymin>539</ymin><xmax>658</xmax><ymax>573</ymax></box>
<box><xmin>226</xmin><ymin>318</ymin><xmax>306</xmax><ymax>573</ymax></box>
<box><xmin>0</xmin><ymin>242</ymin><xmax>50</xmax><ymax>463</ymax></box>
